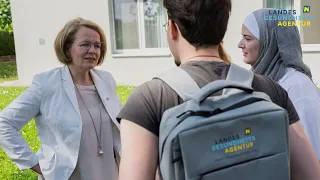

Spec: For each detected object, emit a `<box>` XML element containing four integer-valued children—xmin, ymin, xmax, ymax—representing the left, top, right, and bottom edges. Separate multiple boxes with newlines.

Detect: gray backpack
<box><xmin>155</xmin><ymin>63</ymin><xmax>290</xmax><ymax>180</ymax></box>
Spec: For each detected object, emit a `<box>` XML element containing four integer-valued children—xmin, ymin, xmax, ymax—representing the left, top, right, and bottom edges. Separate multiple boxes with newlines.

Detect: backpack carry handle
<box><xmin>194</xmin><ymin>80</ymin><xmax>254</xmax><ymax>103</ymax></box>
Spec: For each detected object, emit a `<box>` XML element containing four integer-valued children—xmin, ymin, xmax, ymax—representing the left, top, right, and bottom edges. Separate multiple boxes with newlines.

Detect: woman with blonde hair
<box><xmin>0</xmin><ymin>18</ymin><xmax>121</xmax><ymax>180</ymax></box>
<box><xmin>218</xmin><ymin>41</ymin><xmax>231</xmax><ymax>63</ymax></box>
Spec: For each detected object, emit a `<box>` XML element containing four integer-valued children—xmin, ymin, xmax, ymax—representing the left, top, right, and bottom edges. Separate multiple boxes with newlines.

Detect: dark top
<box><xmin>117</xmin><ymin>61</ymin><xmax>299</xmax><ymax>136</ymax></box>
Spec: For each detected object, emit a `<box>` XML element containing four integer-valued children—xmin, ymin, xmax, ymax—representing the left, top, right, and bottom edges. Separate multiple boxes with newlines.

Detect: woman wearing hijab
<box><xmin>238</xmin><ymin>8</ymin><xmax>320</xmax><ymax>162</ymax></box>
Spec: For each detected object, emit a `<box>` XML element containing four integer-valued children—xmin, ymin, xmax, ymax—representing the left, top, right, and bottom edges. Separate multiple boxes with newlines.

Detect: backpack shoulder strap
<box><xmin>223</xmin><ymin>63</ymin><xmax>254</xmax><ymax>95</ymax></box>
<box><xmin>154</xmin><ymin>67</ymin><xmax>200</xmax><ymax>101</ymax></box>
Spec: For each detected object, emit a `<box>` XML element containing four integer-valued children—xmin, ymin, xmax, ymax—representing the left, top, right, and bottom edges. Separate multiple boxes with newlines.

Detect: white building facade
<box><xmin>10</xmin><ymin>0</ymin><xmax>320</xmax><ymax>86</ymax></box>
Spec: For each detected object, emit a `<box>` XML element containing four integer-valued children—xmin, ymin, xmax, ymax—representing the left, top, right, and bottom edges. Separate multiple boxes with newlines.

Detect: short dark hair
<box><xmin>163</xmin><ymin>0</ymin><xmax>232</xmax><ymax>49</ymax></box>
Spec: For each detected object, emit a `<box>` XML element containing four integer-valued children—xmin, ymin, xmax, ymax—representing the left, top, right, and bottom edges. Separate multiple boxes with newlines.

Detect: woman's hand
<box><xmin>31</xmin><ymin>163</ymin><xmax>42</xmax><ymax>175</ymax></box>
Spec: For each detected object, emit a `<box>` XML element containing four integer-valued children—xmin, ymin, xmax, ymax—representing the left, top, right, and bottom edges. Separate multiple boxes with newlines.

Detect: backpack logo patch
<box><xmin>245</xmin><ymin>128</ymin><xmax>251</xmax><ymax>135</ymax></box>
<box><xmin>211</xmin><ymin>129</ymin><xmax>256</xmax><ymax>154</ymax></box>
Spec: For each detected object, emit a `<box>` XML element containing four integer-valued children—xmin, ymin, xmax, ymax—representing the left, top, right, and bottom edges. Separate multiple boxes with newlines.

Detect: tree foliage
<box><xmin>0</xmin><ymin>0</ymin><xmax>12</xmax><ymax>32</ymax></box>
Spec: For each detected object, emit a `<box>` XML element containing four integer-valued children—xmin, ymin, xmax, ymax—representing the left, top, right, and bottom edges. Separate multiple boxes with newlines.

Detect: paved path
<box><xmin>0</xmin><ymin>80</ymin><xmax>30</xmax><ymax>87</ymax></box>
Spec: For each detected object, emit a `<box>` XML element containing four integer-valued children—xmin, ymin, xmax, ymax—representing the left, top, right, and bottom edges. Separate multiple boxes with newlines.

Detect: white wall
<box><xmin>10</xmin><ymin>0</ymin><xmax>320</xmax><ymax>86</ymax></box>
<box><xmin>9</xmin><ymin>0</ymin><xmax>175</xmax><ymax>86</ymax></box>
<box><xmin>303</xmin><ymin>53</ymin><xmax>320</xmax><ymax>84</ymax></box>
<box><xmin>10</xmin><ymin>0</ymin><xmax>113</xmax><ymax>83</ymax></box>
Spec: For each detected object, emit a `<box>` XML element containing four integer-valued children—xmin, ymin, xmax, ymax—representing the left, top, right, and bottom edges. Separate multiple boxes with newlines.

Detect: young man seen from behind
<box><xmin>117</xmin><ymin>1</ymin><xmax>320</xmax><ymax>179</ymax></box>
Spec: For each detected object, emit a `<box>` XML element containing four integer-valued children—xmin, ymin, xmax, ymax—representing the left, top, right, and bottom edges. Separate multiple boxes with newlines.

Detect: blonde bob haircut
<box><xmin>54</xmin><ymin>17</ymin><xmax>107</xmax><ymax>65</ymax></box>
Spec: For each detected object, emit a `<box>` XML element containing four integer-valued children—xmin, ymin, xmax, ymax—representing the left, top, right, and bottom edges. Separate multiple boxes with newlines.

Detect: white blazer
<box><xmin>0</xmin><ymin>66</ymin><xmax>122</xmax><ymax>180</ymax></box>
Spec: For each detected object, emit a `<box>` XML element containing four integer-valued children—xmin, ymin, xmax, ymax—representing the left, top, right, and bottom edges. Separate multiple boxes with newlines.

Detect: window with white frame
<box><xmin>265</xmin><ymin>0</ymin><xmax>320</xmax><ymax>51</ymax></box>
<box><xmin>110</xmin><ymin>0</ymin><xmax>168</xmax><ymax>55</ymax></box>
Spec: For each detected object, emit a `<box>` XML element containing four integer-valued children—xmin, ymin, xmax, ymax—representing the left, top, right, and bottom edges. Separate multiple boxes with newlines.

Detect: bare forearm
<box><xmin>289</xmin><ymin>122</ymin><xmax>320</xmax><ymax>180</ymax></box>
<box><xmin>119</xmin><ymin>120</ymin><xmax>159</xmax><ymax>180</ymax></box>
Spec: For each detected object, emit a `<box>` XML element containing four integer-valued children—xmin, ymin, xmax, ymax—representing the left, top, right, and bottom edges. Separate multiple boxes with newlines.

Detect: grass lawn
<box><xmin>0</xmin><ymin>62</ymin><xmax>18</xmax><ymax>83</ymax></box>
<box><xmin>0</xmin><ymin>86</ymin><xmax>134</xmax><ymax>180</ymax></box>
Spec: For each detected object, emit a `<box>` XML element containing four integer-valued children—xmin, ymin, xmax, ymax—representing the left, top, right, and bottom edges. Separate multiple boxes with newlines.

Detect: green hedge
<box><xmin>0</xmin><ymin>0</ymin><xmax>13</xmax><ymax>32</ymax></box>
<box><xmin>0</xmin><ymin>30</ymin><xmax>15</xmax><ymax>56</ymax></box>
